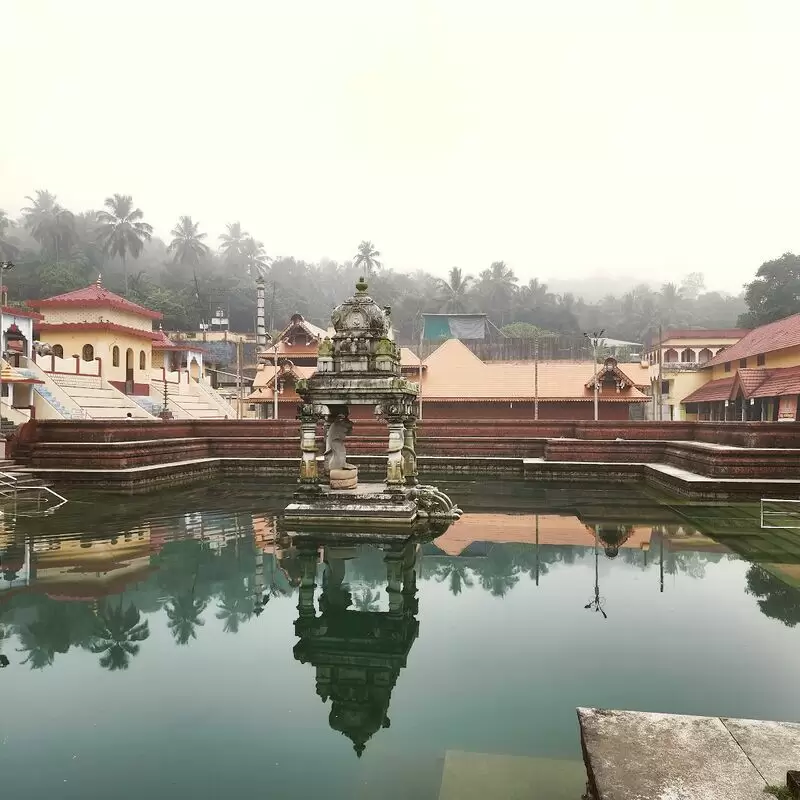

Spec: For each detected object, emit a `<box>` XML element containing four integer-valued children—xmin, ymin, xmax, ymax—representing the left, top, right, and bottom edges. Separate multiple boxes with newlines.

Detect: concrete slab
<box><xmin>577</xmin><ymin>708</ymin><xmax>774</xmax><ymax>800</ymax></box>
<box><xmin>438</xmin><ymin>750</ymin><xmax>585</xmax><ymax>800</ymax></box>
<box><xmin>721</xmin><ymin>717</ymin><xmax>800</xmax><ymax>786</ymax></box>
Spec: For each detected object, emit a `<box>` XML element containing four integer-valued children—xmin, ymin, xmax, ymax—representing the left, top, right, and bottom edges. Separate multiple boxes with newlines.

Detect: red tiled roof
<box><xmin>748</xmin><ymin>365</ymin><xmax>800</xmax><ymax>399</ymax></box>
<box><xmin>1</xmin><ymin>304</ymin><xmax>44</xmax><ymax>321</ymax></box>
<box><xmin>28</xmin><ymin>281</ymin><xmax>162</xmax><ymax>320</ymax></box>
<box><xmin>733</xmin><ymin>368</ymin><xmax>772</xmax><ymax>397</ymax></box>
<box><xmin>152</xmin><ymin>328</ymin><xmax>190</xmax><ymax>350</ymax></box>
<box><xmin>681</xmin><ymin>376</ymin><xmax>735</xmax><ymax>403</ymax></box>
<box><xmin>35</xmin><ymin>321</ymin><xmax>157</xmax><ymax>341</ymax></box>
<box><xmin>704</xmin><ymin>314</ymin><xmax>800</xmax><ymax>368</ymax></box>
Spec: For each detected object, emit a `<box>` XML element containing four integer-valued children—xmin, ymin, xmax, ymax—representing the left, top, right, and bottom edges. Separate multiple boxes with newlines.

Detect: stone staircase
<box><xmin>15</xmin><ymin>367</ymin><xmax>89</xmax><ymax>419</ymax></box>
<box><xmin>150</xmin><ymin>379</ymin><xmax>228</xmax><ymax>419</ymax></box>
<box><xmin>50</xmin><ymin>374</ymin><xmax>154</xmax><ymax>420</ymax></box>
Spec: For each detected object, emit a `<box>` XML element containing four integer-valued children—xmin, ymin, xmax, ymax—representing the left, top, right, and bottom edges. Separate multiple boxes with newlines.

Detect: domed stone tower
<box><xmin>294</xmin><ymin>278</ymin><xmax>419</xmax><ymax>491</ymax></box>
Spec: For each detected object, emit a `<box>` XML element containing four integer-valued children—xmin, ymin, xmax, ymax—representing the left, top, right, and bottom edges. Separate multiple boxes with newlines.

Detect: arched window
<box><xmin>112</xmin><ymin>346</ymin><xmax>120</xmax><ymax>367</ymax></box>
<box><xmin>82</xmin><ymin>344</ymin><xmax>94</xmax><ymax>362</ymax></box>
<box><xmin>698</xmin><ymin>348</ymin><xmax>713</xmax><ymax>363</ymax></box>
<box><xmin>139</xmin><ymin>350</ymin><xmax>146</xmax><ymax>371</ymax></box>
<box><xmin>663</xmin><ymin>348</ymin><xmax>679</xmax><ymax>363</ymax></box>
<box><xmin>680</xmin><ymin>349</ymin><xmax>696</xmax><ymax>363</ymax></box>
<box><xmin>52</xmin><ymin>344</ymin><xmax>64</xmax><ymax>358</ymax></box>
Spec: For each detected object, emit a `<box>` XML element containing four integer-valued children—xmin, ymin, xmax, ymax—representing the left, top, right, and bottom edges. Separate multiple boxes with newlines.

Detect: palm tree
<box><xmin>16</xmin><ymin>603</ymin><xmax>73</xmax><ymax>669</ymax></box>
<box><xmin>242</xmin><ymin>236</ymin><xmax>269</xmax><ymax>276</ymax></box>
<box><xmin>0</xmin><ymin>210</ymin><xmax>20</xmax><ymax>260</ymax></box>
<box><xmin>165</xmin><ymin>591</ymin><xmax>207</xmax><ymax>645</ymax></box>
<box><xmin>353</xmin><ymin>240</ymin><xmax>381</xmax><ymax>278</ymax></box>
<box><xmin>435</xmin><ymin>561</ymin><xmax>474</xmax><ymax>596</ymax></box>
<box><xmin>478</xmin><ymin>261</ymin><xmax>518</xmax><ymax>324</ymax></box>
<box><xmin>168</xmin><ymin>216</ymin><xmax>209</xmax><ymax>268</ymax></box>
<box><xmin>21</xmin><ymin>189</ymin><xmax>75</xmax><ymax>264</ymax></box>
<box><xmin>477</xmin><ymin>545</ymin><xmax>520</xmax><ymax>598</ymax></box>
<box><xmin>437</xmin><ymin>267</ymin><xmax>473</xmax><ymax>313</ymax></box>
<box><xmin>89</xmin><ymin>600</ymin><xmax>150</xmax><ymax>671</ymax></box>
<box><xmin>95</xmin><ymin>194</ymin><xmax>153</xmax><ymax>294</ymax></box>
<box><xmin>218</xmin><ymin>222</ymin><xmax>249</xmax><ymax>269</ymax></box>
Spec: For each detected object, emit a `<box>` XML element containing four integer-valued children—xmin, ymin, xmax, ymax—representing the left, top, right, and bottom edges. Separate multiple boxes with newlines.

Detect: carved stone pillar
<box><xmin>385</xmin><ymin>411</ymin><xmax>405</xmax><ymax>487</ymax></box>
<box><xmin>297</xmin><ymin>549</ymin><xmax>318</xmax><ymax>619</ymax></box>
<box><xmin>402</xmin><ymin>416</ymin><xmax>418</xmax><ymax>486</ymax></box>
<box><xmin>298</xmin><ymin>403</ymin><xmax>320</xmax><ymax>490</ymax></box>
<box><xmin>385</xmin><ymin>547</ymin><xmax>404</xmax><ymax>617</ymax></box>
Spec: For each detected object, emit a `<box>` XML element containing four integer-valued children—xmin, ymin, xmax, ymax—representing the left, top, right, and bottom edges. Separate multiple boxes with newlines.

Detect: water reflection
<box><xmin>289</xmin><ymin>539</ymin><xmax>420</xmax><ymax>757</ymax></box>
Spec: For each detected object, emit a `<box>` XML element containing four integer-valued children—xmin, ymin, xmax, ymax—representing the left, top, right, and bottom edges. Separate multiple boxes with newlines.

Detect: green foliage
<box><xmin>0</xmin><ymin>189</ymin><xmax>750</xmax><ymax>341</ymax></box>
<box><xmin>500</xmin><ymin>322</ymin><xmax>550</xmax><ymax>338</ymax></box>
<box><xmin>739</xmin><ymin>252</ymin><xmax>800</xmax><ymax>327</ymax></box>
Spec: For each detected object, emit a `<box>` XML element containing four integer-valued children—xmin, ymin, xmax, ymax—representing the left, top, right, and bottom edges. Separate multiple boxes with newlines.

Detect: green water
<box><xmin>1</xmin><ymin>481</ymin><xmax>799</xmax><ymax>799</ymax></box>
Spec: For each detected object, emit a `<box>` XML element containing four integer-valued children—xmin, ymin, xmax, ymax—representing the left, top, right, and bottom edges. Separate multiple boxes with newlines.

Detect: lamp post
<box><xmin>583</xmin><ymin>329</ymin><xmax>605</xmax><ymax>422</ymax></box>
<box><xmin>0</xmin><ymin>261</ymin><xmax>15</xmax><ymax>421</ymax></box>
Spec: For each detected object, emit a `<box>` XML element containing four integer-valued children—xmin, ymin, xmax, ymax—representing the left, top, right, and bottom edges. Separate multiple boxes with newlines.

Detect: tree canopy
<box><xmin>0</xmin><ymin>188</ymin><xmax>749</xmax><ymax>342</ymax></box>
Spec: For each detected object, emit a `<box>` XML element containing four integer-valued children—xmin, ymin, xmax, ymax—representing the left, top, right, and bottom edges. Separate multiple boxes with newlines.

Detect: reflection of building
<box><xmin>0</xmin><ymin>528</ymin><xmax>157</xmax><ymax>602</ymax></box>
<box><xmin>290</xmin><ymin>540</ymin><xmax>419</xmax><ymax>756</ymax></box>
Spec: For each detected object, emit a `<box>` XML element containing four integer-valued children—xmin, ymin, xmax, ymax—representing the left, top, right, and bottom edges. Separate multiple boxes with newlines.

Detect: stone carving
<box><xmin>324</xmin><ymin>414</ymin><xmax>357</xmax><ymax>472</ymax></box>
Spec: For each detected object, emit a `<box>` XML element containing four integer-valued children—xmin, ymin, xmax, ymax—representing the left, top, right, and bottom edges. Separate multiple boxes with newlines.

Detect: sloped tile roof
<box><xmin>420</xmin><ymin>339</ymin><xmax>648</xmax><ymax>402</ymax></box>
<box><xmin>704</xmin><ymin>313</ymin><xmax>800</xmax><ymax>367</ymax></box>
<box><xmin>681</xmin><ymin>376</ymin><xmax>736</xmax><ymax>403</ymax></box>
<box><xmin>749</xmin><ymin>365</ymin><xmax>800</xmax><ymax>398</ymax></box>
<box><xmin>29</xmin><ymin>280</ymin><xmax>162</xmax><ymax>320</ymax></box>
<box><xmin>734</xmin><ymin>368</ymin><xmax>773</xmax><ymax>396</ymax></box>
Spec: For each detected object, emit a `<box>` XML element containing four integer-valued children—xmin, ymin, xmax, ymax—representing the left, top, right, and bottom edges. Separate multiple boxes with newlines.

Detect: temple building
<box><xmin>0</xmin><ymin>278</ymin><xmax>234</xmax><ymax>422</ymax></box>
<box><xmin>680</xmin><ymin>313</ymin><xmax>800</xmax><ymax>421</ymax></box>
<box><xmin>644</xmin><ymin>328</ymin><xmax>748</xmax><ymax>420</ymax></box>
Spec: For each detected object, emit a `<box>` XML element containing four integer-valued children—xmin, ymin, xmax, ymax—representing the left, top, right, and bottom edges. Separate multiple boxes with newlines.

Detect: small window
<box><xmin>661</xmin><ymin>381</ymin><xmax>670</xmax><ymax>396</ymax></box>
<box><xmin>739</xmin><ymin>358</ymin><xmax>747</xmax><ymax>368</ymax></box>
<box><xmin>52</xmin><ymin>344</ymin><xmax>63</xmax><ymax>358</ymax></box>
<box><xmin>82</xmin><ymin>344</ymin><xmax>94</xmax><ymax>362</ymax></box>
<box><xmin>112</xmin><ymin>346</ymin><xmax>120</xmax><ymax>367</ymax></box>
<box><xmin>724</xmin><ymin>362</ymin><xmax>731</xmax><ymax>373</ymax></box>
<box><xmin>139</xmin><ymin>350</ymin><xmax>146</xmax><ymax>371</ymax></box>
<box><xmin>757</xmin><ymin>353</ymin><xmax>766</xmax><ymax>367</ymax></box>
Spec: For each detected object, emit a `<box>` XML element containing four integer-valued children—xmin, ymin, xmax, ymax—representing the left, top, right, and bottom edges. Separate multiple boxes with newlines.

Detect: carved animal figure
<box><xmin>324</xmin><ymin>415</ymin><xmax>357</xmax><ymax>471</ymax></box>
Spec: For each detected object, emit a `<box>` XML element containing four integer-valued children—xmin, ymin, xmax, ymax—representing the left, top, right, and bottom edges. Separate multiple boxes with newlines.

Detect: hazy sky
<box><xmin>4</xmin><ymin>1</ymin><xmax>800</xmax><ymax>292</ymax></box>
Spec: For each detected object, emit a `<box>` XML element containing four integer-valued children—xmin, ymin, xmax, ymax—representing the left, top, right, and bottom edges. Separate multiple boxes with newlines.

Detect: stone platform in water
<box><xmin>282</xmin><ymin>481</ymin><xmax>461</xmax><ymax>537</ymax></box>
<box><xmin>578</xmin><ymin>707</ymin><xmax>800</xmax><ymax>800</ymax></box>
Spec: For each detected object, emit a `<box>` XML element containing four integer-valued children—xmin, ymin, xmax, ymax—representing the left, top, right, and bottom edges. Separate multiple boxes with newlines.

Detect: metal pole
<box><xmin>273</xmin><ymin>353</ymin><xmax>279</xmax><ymax>420</ymax></box>
<box><xmin>657</xmin><ymin>325</ymin><xmax>663</xmax><ymax>421</ymax></box>
<box><xmin>593</xmin><ymin>339</ymin><xmax>599</xmax><ymax>421</ymax></box>
<box><xmin>418</xmin><ymin>316</ymin><xmax>424</xmax><ymax>421</ymax></box>
<box><xmin>236</xmin><ymin>337</ymin><xmax>242</xmax><ymax>419</ymax></box>
<box><xmin>0</xmin><ymin>262</ymin><xmax>14</xmax><ymax>422</ymax></box>
<box><xmin>534</xmin><ymin>334</ymin><xmax>539</xmax><ymax>421</ymax></box>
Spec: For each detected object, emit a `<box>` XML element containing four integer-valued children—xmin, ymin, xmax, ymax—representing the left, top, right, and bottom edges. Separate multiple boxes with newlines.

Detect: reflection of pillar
<box><xmin>298</xmin><ymin>405</ymin><xmax>320</xmax><ymax>489</ymax></box>
<box><xmin>298</xmin><ymin>550</ymin><xmax>318</xmax><ymax>618</ymax></box>
<box><xmin>401</xmin><ymin>542</ymin><xmax>419</xmax><ymax>616</ymax></box>
<box><xmin>402</xmin><ymin>417</ymin><xmax>418</xmax><ymax>486</ymax></box>
<box><xmin>386</xmin><ymin>416</ymin><xmax>405</xmax><ymax>487</ymax></box>
<box><xmin>385</xmin><ymin>548</ymin><xmax>404</xmax><ymax>617</ymax></box>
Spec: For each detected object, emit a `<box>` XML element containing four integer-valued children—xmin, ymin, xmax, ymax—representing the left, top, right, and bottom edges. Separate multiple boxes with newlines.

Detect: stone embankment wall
<box><xmin>11</xmin><ymin>419</ymin><xmax>800</xmax><ymax>479</ymax></box>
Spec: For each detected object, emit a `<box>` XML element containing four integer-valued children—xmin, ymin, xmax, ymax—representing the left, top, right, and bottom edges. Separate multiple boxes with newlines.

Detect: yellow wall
<box><xmin>43</xmin><ymin>307</ymin><xmax>153</xmax><ymax>331</ymax></box>
<box><xmin>45</xmin><ymin>330</ymin><xmax>152</xmax><ymax>386</ymax></box>
<box><xmin>709</xmin><ymin>344</ymin><xmax>800</xmax><ymax>380</ymax></box>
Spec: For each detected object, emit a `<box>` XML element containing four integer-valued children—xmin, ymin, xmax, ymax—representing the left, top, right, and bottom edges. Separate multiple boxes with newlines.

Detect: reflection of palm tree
<box><xmin>89</xmin><ymin>601</ymin><xmax>150</xmax><ymax>671</ymax></box>
<box><xmin>435</xmin><ymin>562</ymin><xmax>474</xmax><ymax>596</ymax></box>
<box><xmin>16</xmin><ymin>603</ymin><xmax>73</xmax><ymax>670</ymax></box>
<box><xmin>353</xmin><ymin>588</ymin><xmax>380</xmax><ymax>612</ymax></box>
<box><xmin>216</xmin><ymin>583</ymin><xmax>252</xmax><ymax>634</ymax></box>
<box><xmin>166</xmin><ymin>592</ymin><xmax>207</xmax><ymax>645</ymax></box>
<box><xmin>478</xmin><ymin>546</ymin><xmax>520</xmax><ymax>597</ymax></box>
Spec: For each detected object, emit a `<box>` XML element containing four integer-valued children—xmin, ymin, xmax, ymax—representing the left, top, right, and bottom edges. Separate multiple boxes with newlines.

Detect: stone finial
<box><xmin>96</xmin><ymin>273</ymin><xmax>103</xmax><ymax>288</ymax></box>
<box><xmin>355</xmin><ymin>276</ymin><xmax>368</xmax><ymax>293</ymax></box>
